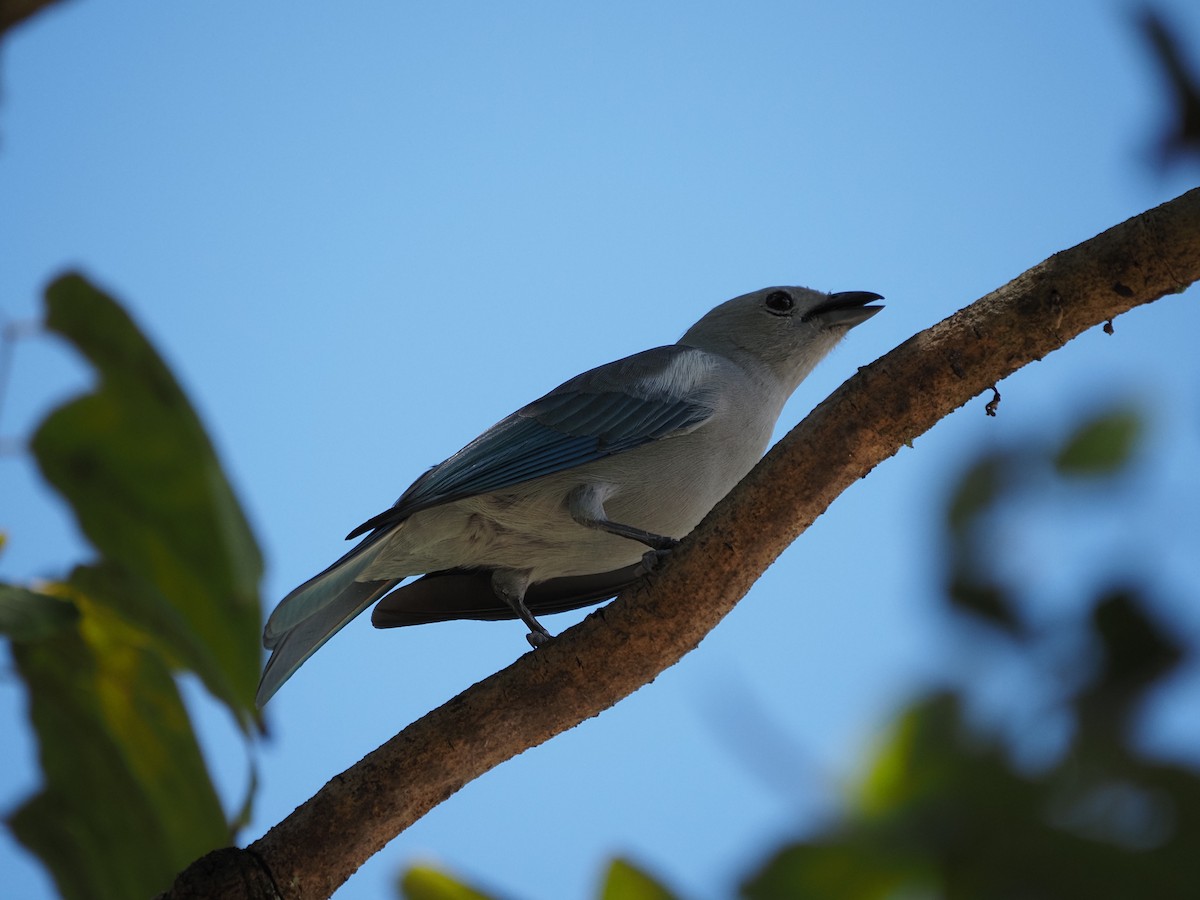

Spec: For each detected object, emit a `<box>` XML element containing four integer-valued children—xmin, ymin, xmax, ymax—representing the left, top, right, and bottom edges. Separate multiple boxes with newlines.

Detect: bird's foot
<box><xmin>639</xmin><ymin>542</ymin><xmax>678</xmax><ymax>574</ymax></box>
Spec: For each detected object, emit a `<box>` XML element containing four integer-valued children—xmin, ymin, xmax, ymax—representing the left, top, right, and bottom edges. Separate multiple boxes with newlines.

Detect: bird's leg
<box><xmin>567</xmin><ymin>485</ymin><xmax>681</xmax><ymax>552</ymax></box>
<box><xmin>491</xmin><ymin>569</ymin><xmax>553</xmax><ymax>648</ymax></box>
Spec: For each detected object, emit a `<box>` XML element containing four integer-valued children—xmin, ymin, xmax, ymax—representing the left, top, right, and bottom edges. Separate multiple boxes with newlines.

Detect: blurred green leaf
<box><xmin>751</xmin><ymin>693</ymin><xmax>1200</xmax><ymax>900</ymax></box>
<box><xmin>1138</xmin><ymin>7</ymin><xmax>1200</xmax><ymax>165</ymax></box>
<box><xmin>0</xmin><ymin>582</ymin><xmax>79</xmax><ymax>640</ymax></box>
<box><xmin>400</xmin><ymin>864</ymin><xmax>502</xmax><ymax>900</ymax></box>
<box><xmin>68</xmin><ymin>561</ymin><xmax>244</xmax><ymax>703</ymax></box>
<box><xmin>7</xmin><ymin>600</ymin><xmax>229</xmax><ymax>900</ymax></box>
<box><xmin>742</xmin><ymin>843</ymin><xmax>931</xmax><ymax>900</ymax></box>
<box><xmin>945</xmin><ymin>452</ymin><xmax>1010</xmax><ymax>534</ymax></box>
<box><xmin>601</xmin><ymin>857</ymin><xmax>678</xmax><ymax>900</ymax></box>
<box><xmin>1055</xmin><ymin>409</ymin><xmax>1143</xmax><ymax>476</ymax></box>
<box><xmin>854</xmin><ymin>695</ymin><xmax>969</xmax><ymax>817</ymax></box>
<box><xmin>945</xmin><ymin>570</ymin><xmax>1022</xmax><ymax>634</ymax></box>
<box><xmin>1090</xmin><ymin>589</ymin><xmax>1183</xmax><ymax>691</ymax></box>
<box><xmin>1076</xmin><ymin>589</ymin><xmax>1185</xmax><ymax>737</ymax></box>
<box><xmin>31</xmin><ymin>273</ymin><xmax>262</xmax><ymax>727</ymax></box>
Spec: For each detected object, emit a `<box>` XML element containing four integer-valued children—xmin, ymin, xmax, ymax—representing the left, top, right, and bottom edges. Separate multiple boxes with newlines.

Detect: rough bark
<box><xmin>161</xmin><ymin>188</ymin><xmax>1200</xmax><ymax>900</ymax></box>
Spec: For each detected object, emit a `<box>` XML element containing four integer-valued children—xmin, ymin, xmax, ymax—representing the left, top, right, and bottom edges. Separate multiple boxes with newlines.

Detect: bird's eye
<box><xmin>764</xmin><ymin>290</ymin><xmax>794</xmax><ymax>315</ymax></box>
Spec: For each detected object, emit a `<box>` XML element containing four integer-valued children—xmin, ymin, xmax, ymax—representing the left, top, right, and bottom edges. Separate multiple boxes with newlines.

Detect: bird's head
<box><xmin>679</xmin><ymin>286</ymin><xmax>883</xmax><ymax>392</ymax></box>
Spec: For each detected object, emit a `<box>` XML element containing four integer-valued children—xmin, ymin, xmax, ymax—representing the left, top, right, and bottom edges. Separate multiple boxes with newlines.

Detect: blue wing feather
<box><xmin>345</xmin><ymin>345</ymin><xmax>716</xmax><ymax>538</ymax></box>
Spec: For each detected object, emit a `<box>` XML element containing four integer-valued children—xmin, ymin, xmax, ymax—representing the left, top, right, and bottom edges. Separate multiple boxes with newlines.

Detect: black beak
<box><xmin>803</xmin><ymin>290</ymin><xmax>885</xmax><ymax>326</ymax></box>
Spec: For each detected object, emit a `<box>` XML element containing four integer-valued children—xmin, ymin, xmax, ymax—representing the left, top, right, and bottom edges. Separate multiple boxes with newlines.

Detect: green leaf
<box><xmin>1082</xmin><ymin>589</ymin><xmax>1184</xmax><ymax>720</ymax></box>
<box><xmin>820</xmin><ymin>693</ymin><xmax>1200</xmax><ymax>900</ymax></box>
<box><xmin>945</xmin><ymin>452</ymin><xmax>1011</xmax><ymax>535</ymax></box>
<box><xmin>68</xmin><ymin>561</ymin><xmax>245</xmax><ymax>706</ymax></box>
<box><xmin>945</xmin><ymin>570</ymin><xmax>1023</xmax><ymax>635</ymax></box>
<box><xmin>600</xmin><ymin>857</ymin><xmax>679</xmax><ymax>900</ymax></box>
<box><xmin>741</xmin><ymin>843</ymin><xmax>933</xmax><ymax>900</ymax></box>
<box><xmin>400</xmin><ymin>864</ymin><xmax>503</xmax><ymax>900</ymax></box>
<box><xmin>0</xmin><ymin>582</ymin><xmax>79</xmax><ymax>640</ymax></box>
<box><xmin>7</xmin><ymin>602</ymin><xmax>230</xmax><ymax>900</ymax></box>
<box><xmin>1055</xmin><ymin>409</ymin><xmax>1143</xmax><ymax>476</ymax></box>
<box><xmin>31</xmin><ymin>273</ymin><xmax>263</xmax><ymax>726</ymax></box>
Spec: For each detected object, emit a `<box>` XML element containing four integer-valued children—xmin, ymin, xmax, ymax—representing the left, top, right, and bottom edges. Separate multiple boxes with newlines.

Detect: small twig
<box><xmin>985</xmin><ymin>386</ymin><xmax>1002</xmax><ymax>417</ymax></box>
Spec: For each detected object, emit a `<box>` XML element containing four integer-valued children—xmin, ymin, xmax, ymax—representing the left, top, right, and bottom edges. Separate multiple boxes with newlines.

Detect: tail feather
<box><xmin>256</xmin><ymin>575</ymin><xmax>399</xmax><ymax>707</ymax></box>
<box><xmin>264</xmin><ymin>540</ymin><xmax>388</xmax><ymax>646</ymax></box>
<box><xmin>371</xmin><ymin>564</ymin><xmax>643</xmax><ymax>627</ymax></box>
<box><xmin>258</xmin><ymin>536</ymin><xmax>399</xmax><ymax>706</ymax></box>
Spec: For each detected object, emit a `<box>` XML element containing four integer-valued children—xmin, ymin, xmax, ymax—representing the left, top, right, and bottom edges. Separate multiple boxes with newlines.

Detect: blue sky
<box><xmin>3</xmin><ymin>2</ymin><xmax>1199</xmax><ymax>898</ymax></box>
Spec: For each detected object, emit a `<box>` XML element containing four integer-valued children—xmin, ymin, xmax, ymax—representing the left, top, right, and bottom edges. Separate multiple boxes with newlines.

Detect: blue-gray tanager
<box><xmin>257</xmin><ymin>286</ymin><xmax>882</xmax><ymax>705</ymax></box>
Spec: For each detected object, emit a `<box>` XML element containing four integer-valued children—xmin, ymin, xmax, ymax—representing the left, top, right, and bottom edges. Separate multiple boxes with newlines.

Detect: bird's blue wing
<box><xmin>346</xmin><ymin>345</ymin><xmax>717</xmax><ymax>538</ymax></box>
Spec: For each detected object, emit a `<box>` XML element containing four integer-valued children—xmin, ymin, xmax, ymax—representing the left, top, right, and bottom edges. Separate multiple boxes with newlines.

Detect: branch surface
<box><xmin>162</xmin><ymin>188</ymin><xmax>1200</xmax><ymax>900</ymax></box>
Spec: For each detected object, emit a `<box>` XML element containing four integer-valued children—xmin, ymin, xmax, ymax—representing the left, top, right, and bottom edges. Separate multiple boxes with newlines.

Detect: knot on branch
<box><xmin>157</xmin><ymin>846</ymin><xmax>280</xmax><ymax>900</ymax></box>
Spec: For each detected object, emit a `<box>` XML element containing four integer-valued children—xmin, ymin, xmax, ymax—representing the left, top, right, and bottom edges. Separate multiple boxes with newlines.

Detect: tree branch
<box><xmin>0</xmin><ymin>0</ymin><xmax>69</xmax><ymax>37</ymax></box>
<box><xmin>162</xmin><ymin>188</ymin><xmax>1200</xmax><ymax>900</ymax></box>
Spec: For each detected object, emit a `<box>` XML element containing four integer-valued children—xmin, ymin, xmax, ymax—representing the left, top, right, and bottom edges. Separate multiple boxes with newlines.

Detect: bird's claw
<box><xmin>639</xmin><ymin>543</ymin><xmax>677</xmax><ymax>574</ymax></box>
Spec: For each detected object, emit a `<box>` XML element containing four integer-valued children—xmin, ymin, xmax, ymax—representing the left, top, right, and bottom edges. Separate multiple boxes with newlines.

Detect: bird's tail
<box><xmin>257</xmin><ymin>541</ymin><xmax>399</xmax><ymax>707</ymax></box>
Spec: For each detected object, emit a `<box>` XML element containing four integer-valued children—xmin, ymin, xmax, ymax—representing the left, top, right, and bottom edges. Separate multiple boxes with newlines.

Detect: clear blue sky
<box><xmin>3</xmin><ymin>3</ymin><xmax>1199</xmax><ymax>899</ymax></box>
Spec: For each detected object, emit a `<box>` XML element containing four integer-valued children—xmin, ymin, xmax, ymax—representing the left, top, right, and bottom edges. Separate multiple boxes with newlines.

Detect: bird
<box><xmin>257</xmin><ymin>285</ymin><xmax>883</xmax><ymax>706</ymax></box>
